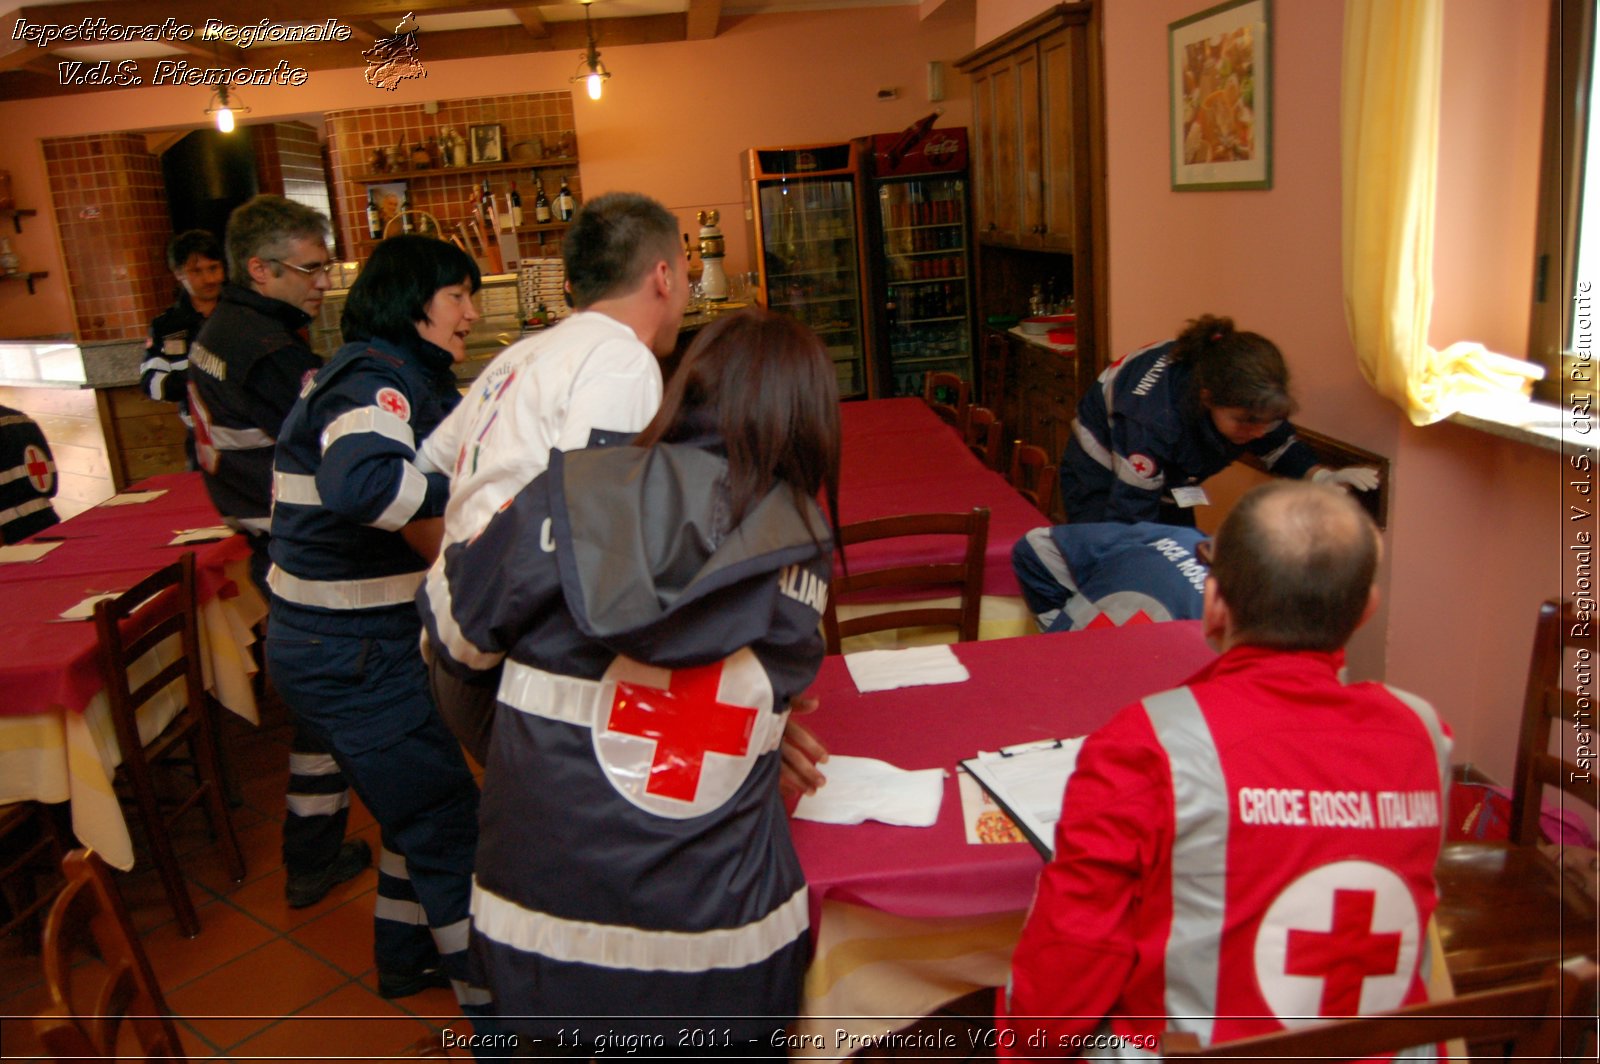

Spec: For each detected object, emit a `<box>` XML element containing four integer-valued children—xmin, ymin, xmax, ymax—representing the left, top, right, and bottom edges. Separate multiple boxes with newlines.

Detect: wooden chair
<box><xmin>1008</xmin><ymin>440</ymin><xmax>1056</xmax><ymax>516</ymax></box>
<box><xmin>822</xmin><ymin>508</ymin><xmax>989</xmax><ymax>654</ymax></box>
<box><xmin>1161</xmin><ymin>956</ymin><xmax>1597</xmax><ymax>1062</ymax></box>
<box><xmin>923</xmin><ymin>371</ymin><xmax>970</xmax><ymax>433</ymax></box>
<box><xmin>35</xmin><ymin>848</ymin><xmax>188</xmax><ymax>1062</ymax></box>
<box><xmin>1435</xmin><ymin>599</ymin><xmax>1599</xmax><ymax>993</ymax></box>
<box><xmin>964</xmin><ymin>405</ymin><xmax>1003</xmax><ymax>470</ymax></box>
<box><xmin>0</xmin><ymin>801</ymin><xmax>67</xmax><ymax>941</ymax></box>
<box><xmin>93</xmin><ymin>553</ymin><xmax>244</xmax><ymax>939</ymax></box>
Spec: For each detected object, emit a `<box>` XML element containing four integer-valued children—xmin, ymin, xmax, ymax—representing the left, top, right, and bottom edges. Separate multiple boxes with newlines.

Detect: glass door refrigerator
<box><xmin>864</xmin><ymin>125</ymin><xmax>976</xmax><ymax>399</ymax></box>
<box><xmin>744</xmin><ymin>141</ymin><xmax>874</xmax><ymax>399</ymax></box>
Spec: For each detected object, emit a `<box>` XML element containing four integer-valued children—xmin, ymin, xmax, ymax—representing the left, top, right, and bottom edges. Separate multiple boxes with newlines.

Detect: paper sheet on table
<box><xmin>792</xmin><ymin>754</ymin><xmax>944</xmax><ymax>827</ymax></box>
<box><xmin>843</xmin><ymin>645</ymin><xmax>971</xmax><ymax>692</ymax></box>
<box><xmin>961</xmin><ymin>737</ymin><xmax>1088</xmax><ymax>858</ymax></box>
<box><xmin>57</xmin><ymin>592</ymin><xmax>119</xmax><ymax>621</ymax></box>
<box><xmin>168</xmin><ymin>526</ymin><xmax>235</xmax><ymax>545</ymax></box>
<box><xmin>98</xmin><ymin>490</ymin><xmax>167</xmax><ymax>507</ymax></box>
<box><xmin>0</xmin><ymin>541</ymin><xmax>61</xmax><ymax>563</ymax></box>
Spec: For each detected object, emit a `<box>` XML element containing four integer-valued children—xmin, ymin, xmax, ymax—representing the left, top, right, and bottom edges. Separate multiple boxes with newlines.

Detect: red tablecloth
<box><xmin>837</xmin><ymin>399</ymin><xmax>1045</xmax><ymax>598</ymax></box>
<box><xmin>0</xmin><ymin>473</ymin><xmax>251</xmax><ymax>717</ymax></box>
<box><xmin>791</xmin><ymin>623</ymin><xmax>1216</xmax><ymax>922</ymax></box>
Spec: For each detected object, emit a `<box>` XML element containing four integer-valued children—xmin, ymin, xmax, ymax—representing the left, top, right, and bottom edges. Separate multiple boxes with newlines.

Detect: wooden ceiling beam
<box><xmin>685</xmin><ymin>0</ymin><xmax>721</xmax><ymax>41</ymax></box>
<box><xmin>512</xmin><ymin>7</ymin><xmax>551</xmax><ymax>39</ymax></box>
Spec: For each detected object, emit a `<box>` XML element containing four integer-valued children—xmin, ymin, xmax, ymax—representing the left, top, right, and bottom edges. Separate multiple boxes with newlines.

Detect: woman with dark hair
<box><xmin>1057</xmin><ymin>313</ymin><xmax>1378</xmax><ymax>526</ymax></box>
<box><xmin>420</xmin><ymin>306</ymin><xmax>840</xmax><ymax>1054</ymax></box>
<box><xmin>265</xmin><ymin>234</ymin><xmax>490</xmax><ymax>1014</ymax></box>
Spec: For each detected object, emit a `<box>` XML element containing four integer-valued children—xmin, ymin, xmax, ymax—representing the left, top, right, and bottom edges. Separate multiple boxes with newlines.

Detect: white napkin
<box><xmin>57</xmin><ymin>592</ymin><xmax>119</xmax><ymax>621</ymax></box>
<box><xmin>0</xmin><ymin>541</ymin><xmax>61</xmax><ymax>564</ymax></box>
<box><xmin>844</xmin><ymin>645</ymin><xmax>971</xmax><ymax>693</ymax></box>
<box><xmin>792</xmin><ymin>754</ymin><xmax>944</xmax><ymax>827</ymax></box>
<box><xmin>168</xmin><ymin>526</ymin><xmax>234</xmax><ymax>545</ymax></box>
<box><xmin>98</xmin><ymin>490</ymin><xmax>167</xmax><ymax>507</ymax></box>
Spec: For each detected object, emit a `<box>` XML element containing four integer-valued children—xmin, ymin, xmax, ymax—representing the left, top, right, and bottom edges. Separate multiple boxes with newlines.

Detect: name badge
<box><xmin>1172</xmin><ymin>485</ymin><xmax>1209</xmax><ymax>508</ymax></box>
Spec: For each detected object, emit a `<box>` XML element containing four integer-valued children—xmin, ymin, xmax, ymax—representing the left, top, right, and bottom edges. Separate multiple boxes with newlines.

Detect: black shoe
<box><xmin>285</xmin><ymin>839</ymin><xmax>372</xmax><ymax>909</ymax></box>
<box><xmin>377</xmin><ymin>966</ymin><xmax>452</xmax><ymax>1000</ymax></box>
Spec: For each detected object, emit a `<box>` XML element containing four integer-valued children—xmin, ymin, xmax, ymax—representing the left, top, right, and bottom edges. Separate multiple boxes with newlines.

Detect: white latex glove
<box><xmin>1312</xmin><ymin>466</ymin><xmax>1380</xmax><ymax>492</ymax></box>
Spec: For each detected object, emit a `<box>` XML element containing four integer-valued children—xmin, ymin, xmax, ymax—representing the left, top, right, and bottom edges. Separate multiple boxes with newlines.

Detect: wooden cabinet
<box><xmin>960</xmin><ymin>8</ymin><xmax>1091</xmax><ymax>252</ymax></box>
<box><xmin>1016</xmin><ymin>340</ymin><xmax>1084</xmax><ymax>467</ymax></box>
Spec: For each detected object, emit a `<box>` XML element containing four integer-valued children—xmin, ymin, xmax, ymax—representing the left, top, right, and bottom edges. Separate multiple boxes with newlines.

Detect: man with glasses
<box><xmin>189</xmin><ymin>194</ymin><xmax>369</xmax><ymax>909</ymax></box>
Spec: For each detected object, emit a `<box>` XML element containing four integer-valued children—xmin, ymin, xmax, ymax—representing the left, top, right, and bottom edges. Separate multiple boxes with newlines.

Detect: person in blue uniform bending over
<box><xmin>1059</xmin><ymin>314</ymin><xmax>1379</xmax><ymax>526</ymax></box>
<box><xmin>0</xmin><ymin>404</ymin><xmax>59</xmax><ymax>543</ymax></box>
<box><xmin>265</xmin><ymin>235</ymin><xmax>489</xmax><ymax>1015</ymax></box>
<box><xmin>1012</xmin><ymin>521</ymin><xmax>1210</xmax><ymax>632</ymax></box>
<box><xmin>420</xmin><ymin>307</ymin><xmax>841</xmax><ymax>1058</ymax></box>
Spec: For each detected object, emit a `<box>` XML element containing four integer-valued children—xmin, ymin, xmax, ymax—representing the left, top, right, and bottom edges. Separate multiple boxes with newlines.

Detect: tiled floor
<box><xmin>0</xmin><ymin>695</ymin><xmax>471</xmax><ymax>1062</ymax></box>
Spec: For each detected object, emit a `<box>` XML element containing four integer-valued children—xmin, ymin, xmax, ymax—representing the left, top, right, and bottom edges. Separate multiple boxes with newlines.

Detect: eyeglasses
<box><xmin>271</xmin><ymin>258</ymin><xmax>335</xmax><ymax>277</ymax></box>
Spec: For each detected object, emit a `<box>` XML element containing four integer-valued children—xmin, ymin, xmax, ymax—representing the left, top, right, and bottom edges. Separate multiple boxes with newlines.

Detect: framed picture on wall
<box><xmin>469</xmin><ymin>123</ymin><xmax>504</xmax><ymax>165</ymax></box>
<box><xmin>1169</xmin><ymin>0</ymin><xmax>1272</xmax><ymax>191</ymax></box>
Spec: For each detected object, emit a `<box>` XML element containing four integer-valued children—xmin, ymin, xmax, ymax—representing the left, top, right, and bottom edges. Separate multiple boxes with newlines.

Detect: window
<box><xmin>1529</xmin><ymin>0</ymin><xmax>1596</xmax><ymax>405</ymax></box>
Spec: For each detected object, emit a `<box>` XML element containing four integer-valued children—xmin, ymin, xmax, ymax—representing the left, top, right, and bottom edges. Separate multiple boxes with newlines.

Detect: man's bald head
<box><xmin>1210</xmin><ymin>480</ymin><xmax>1379</xmax><ymax>651</ymax></box>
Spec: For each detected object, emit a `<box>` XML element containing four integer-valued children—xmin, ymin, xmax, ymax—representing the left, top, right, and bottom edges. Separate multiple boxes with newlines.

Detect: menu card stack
<box><xmin>518</xmin><ymin>258</ymin><xmax>570</xmax><ymax>324</ymax></box>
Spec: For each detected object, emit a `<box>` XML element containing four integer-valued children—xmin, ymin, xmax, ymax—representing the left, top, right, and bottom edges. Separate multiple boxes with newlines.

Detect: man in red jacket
<box><xmin>1000</xmin><ymin>480</ymin><xmax>1449</xmax><ymax>1058</ymax></box>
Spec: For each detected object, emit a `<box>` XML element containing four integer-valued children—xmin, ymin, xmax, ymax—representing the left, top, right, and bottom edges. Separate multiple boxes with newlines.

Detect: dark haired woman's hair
<box><xmin>340</xmin><ymin>235</ymin><xmax>481</xmax><ymax>345</ymax></box>
<box><xmin>1172</xmin><ymin>314</ymin><xmax>1296</xmax><ymax>421</ymax></box>
<box><xmin>634</xmin><ymin>307</ymin><xmax>841</xmax><ymax>547</ymax></box>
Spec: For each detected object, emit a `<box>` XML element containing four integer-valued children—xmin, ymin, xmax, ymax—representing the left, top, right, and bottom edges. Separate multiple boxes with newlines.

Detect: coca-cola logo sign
<box><xmin>920</xmin><ymin>134</ymin><xmax>961</xmax><ymax>163</ymax></box>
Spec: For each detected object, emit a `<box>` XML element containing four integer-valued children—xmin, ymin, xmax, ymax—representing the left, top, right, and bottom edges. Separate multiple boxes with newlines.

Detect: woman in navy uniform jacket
<box><xmin>421</xmin><ymin>308</ymin><xmax>841</xmax><ymax>1055</ymax></box>
<box><xmin>266</xmin><ymin>236</ymin><xmax>490</xmax><ymax>1013</ymax></box>
<box><xmin>1059</xmin><ymin>315</ymin><xmax>1378</xmax><ymax>526</ymax></box>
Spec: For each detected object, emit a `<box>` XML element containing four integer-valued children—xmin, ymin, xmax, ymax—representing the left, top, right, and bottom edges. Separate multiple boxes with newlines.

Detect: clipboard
<box><xmin>960</xmin><ymin>736</ymin><xmax>1086</xmax><ymax>859</ymax></box>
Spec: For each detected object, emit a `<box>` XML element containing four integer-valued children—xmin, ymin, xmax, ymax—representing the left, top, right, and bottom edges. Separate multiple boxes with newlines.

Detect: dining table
<box><xmin>788</xmin><ymin>621</ymin><xmax>1217</xmax><ymax>1046</ymax></box>
<box><xmin>834</xmin><ymin>398</ymin><xmax>1051</xmax><ymax>645</ymax></box>
<box><xmin>0</xmin><ymin>472</ymin><xmax>267</xmax><ymax>870</ymax></box>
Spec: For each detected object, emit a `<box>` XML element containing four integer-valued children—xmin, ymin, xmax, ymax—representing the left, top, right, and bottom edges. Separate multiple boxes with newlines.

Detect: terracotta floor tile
<box><xmin>224</xmin><ymin>825</ymin><xmax>379</xmax><ymax>934</ymax></box>
<box><xmin>166</xmin><ymin>938</ymin><xmax>347</xmax><ymax>1050</ymax></box>
<box><xmin>112</xmin><ymin>863</ymin><xmax>191</xmax><ymax>935</ymax></box>
<box><xmin>187</xmin><ymin>815</ymin><xmax>283</xmax><ymax>895</ymax></box>
<box><xmin>139</xmin><ymin>897</ymin><xmax>277</xmax><ymax>993</ymax></box>
<box><xmin>227</xmin><ymin>981</ymin><xmax>435</xmax><ymax>1061</ymax></box>
<box><xmin>289</xmin><ymin>891</ymin><xmax>375</xmax><ymax>979</ymax></box>
<box><xmin>0</xmin><ymin>978</ymin><xmax>54</xmax><ymax>1060</ymax></box>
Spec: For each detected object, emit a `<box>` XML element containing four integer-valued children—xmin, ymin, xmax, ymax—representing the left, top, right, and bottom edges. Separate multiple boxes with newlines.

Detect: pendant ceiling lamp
<box><xmin>571</xmin><ymin>0</ymin><xmax>611</xmax><ymax>101</ymax></box>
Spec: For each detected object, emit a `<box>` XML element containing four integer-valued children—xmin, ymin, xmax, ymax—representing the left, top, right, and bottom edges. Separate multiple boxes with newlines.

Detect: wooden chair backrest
<box><xmin>1161</xmin><ymin>957</ymin><xmax>1597</xmax><ymax>1062</ymax></box>
<box><xmin>1510</xmin><ymin>600</ymin><xmax>1599</xmax><ymax>845</ymax></box>
<box><xmin>822</xmin><ymin>508</ymin><xmax>989</xmax><ymax>654</ymax></box>
<box><xmin>923</xmin><ymin>371</ymin><xmax>970</xmax><ymax>433</ymax></box>
<box><xmin>1008</xmin><ymin>440</ymin><xmax>1055</xmax><ymax>515</ymax></box>
<box><xmin>35</xmin><ymin>849</ymin><xmax>187</xmax><ymax>1062</ymax></box>
<box><xmin>965</xmin><ymin>405</ymin><xmax>1002</xmax><ymax>470</ymax></box>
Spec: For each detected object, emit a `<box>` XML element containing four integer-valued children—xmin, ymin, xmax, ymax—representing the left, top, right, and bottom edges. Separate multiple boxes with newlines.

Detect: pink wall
<box><xmin>0</xmin><ymin>7</ymin><xmax>974</xmax><ymax>338</ymax></box>
<box><xmin>1088</xmin><ymin>0</ymin><xmax>1556</xmax><ymax>780</ymax></box>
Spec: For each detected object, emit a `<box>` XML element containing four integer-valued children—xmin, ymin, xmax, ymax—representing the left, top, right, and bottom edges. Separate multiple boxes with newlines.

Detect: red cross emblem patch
<box><xmin>1127</xmin><ymin>453</ymin><xmax>1156</xmax><ymax>478</ymax></box>
<box><xmin>1253</xmin><ymin>860</ymin><xmax>1419</xmax><ymax>1026</ymax></box>
<box><xmin>22</xmin><ymin>444</ymin><xmax>52</xmax><ymax>492</ymax></box>
<box><xmin>375</xmin><ymin>387</ymin><xmax>411</xmax><ymax>422</ymax></box>
<box><xmin>594</xmin><ymin>649</ymin><xmax>774</xmax><ymax>819</ymax></box>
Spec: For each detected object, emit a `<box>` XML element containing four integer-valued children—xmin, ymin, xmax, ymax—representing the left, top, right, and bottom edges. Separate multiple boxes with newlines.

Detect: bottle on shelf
<box><xmin>0</xmin><ymin>239</ymin><xmax>19</xmax><ymax>276</ymax></box>
<box><xmin>400</xmin><ymin>192</ymin><xmax>413</xmax><ymax>234</ymax></box>
<box><xmin>534</xmin><ymin>178</ymin><xmax>553</xmax><ymax>224</ymax></box>
<box><xmin>556</xmin><ymin>176</ymin><xmax>575</xmax><ymax>222</ymax></box>
<box><xmin>509</xmin><ymin>180</ymin><xmax>524</xmax><ymax>227</ymax></box>
<box><xmin>366</xmin><ymin>193</ymin><xmax>382</xmax><ymax>239</ymax></box>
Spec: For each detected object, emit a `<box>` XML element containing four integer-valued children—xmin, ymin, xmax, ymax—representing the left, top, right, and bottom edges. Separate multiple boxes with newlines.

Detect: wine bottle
<box><xmin>509</xmin><ymin>181</ymin><xmax>524</xmax><ymax>227</ymax></box>
<box><xmin>400</xmin><ymin>192</ymin><xmax>413</xmax><ymax>233</ymax></box>
<box><xmin>534</xmin><ymin>178</ymin><xmax>552</xmax><ymax>224</ymax></box>
<box><xmin>556</xmin><ymin>176</ymin><xmax>575</xmax><ymax>222</ymax></box>
<box><xmin>366</xmin><ymin>193</ymin><xmax>382</xmax><ymax>239</ymax></box>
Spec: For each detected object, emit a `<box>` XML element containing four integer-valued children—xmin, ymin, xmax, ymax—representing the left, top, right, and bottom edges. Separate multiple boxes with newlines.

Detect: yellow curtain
<box><xmin>1341</xmin><ymin>0</ymin><xmax>1543</xmax><ymax>426</ymax></box>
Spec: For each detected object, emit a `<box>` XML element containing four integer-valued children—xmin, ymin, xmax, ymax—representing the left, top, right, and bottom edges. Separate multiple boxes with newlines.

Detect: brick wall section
<box><xmin>43</xmin><ymin>133</ymin><xmax>170</xmax><ymax>341</ymax></box>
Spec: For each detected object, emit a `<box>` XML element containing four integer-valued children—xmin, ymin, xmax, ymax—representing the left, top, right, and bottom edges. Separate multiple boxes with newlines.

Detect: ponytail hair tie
<box><xmin>1210</xmin><ymin>331</ymin><xmax>1223</xmax><ymax>342</ymax></box>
